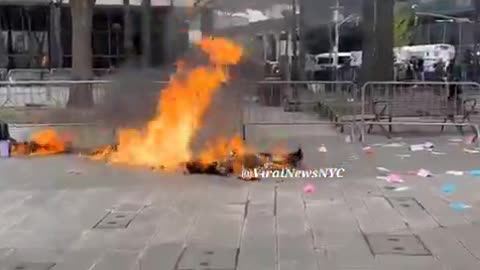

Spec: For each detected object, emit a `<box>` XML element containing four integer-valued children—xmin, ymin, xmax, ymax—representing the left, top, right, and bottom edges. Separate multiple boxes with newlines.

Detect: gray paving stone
<box><xmin>188</xmin><ymin>207</ymin><xmax>244</xmax><ymax>248</ymax></box>
<box><xmin>50</xmin><ymin>250</ymin><xmax>100</xmax><ymax>270</ymax></box>
<box><xmin>94</xmin><ymin>211</ymin><xmax>138</xmax><ymax>229</ymax></box>
<box><xmin>139</xmin><ymin>243</ymin><xmax>183</xmax><ymax>270</ymax></box>
<box><xmin>365</xmin><ymin>234</ymin><xmax>431</xmax><ymax>256</ymax></box>
<box><xmin>237</xmin><ymin>205</ymin><xmax>275</xmax><ymax>270</ymax></box>
<box><xmin>414</xmin><ymin>193</ymin><xmax>470</xmax><ymax>228</ymax></box>
<box><xmin>1</xmin><ymin>262</ymin><xmax>56</xmax><ymax>270</ymax></box>
<box><xmin>322</xmin><ymin>237</ymin><xmax>375</xmax><ymax>269</ymax></box>
<box><xmin>345</xmin><ymin>196</ymin><xmax>408</xmax><ymax>234</ymax></box>
<box><xmin>91</xmin><ymin>251</ymin><xmax>139</xmax><ymax>270</ymax></box>
<box><xmin>248</xmin><ymin>183</ymin><xmax>275</xmax><ymax>205</ymax></box>
<box><xmin>178</xmin><ymin>245</ymin><xmax>236</xmax><ymax>270</ymax></box>
<box><xmin>387</xmin><ymin>197</ymin><xmax>439</xmax><ymax>230</ymax></box>
<box><xmin>419</xmin><ymin>228</ymin><xmax>480</xmax><ymax>270</ymax></box>
<box><xmin>448</xmin><ymin>226</ymin><xmax>480</xmax><ymax>260</ymax></box>
<box><xmin>372</xmin><ymin>255</ymin><xmax>445</xmax><ymax>270</ymax></box>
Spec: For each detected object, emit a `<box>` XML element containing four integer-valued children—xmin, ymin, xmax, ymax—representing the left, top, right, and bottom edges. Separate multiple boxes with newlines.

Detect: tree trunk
<box><xmin>473</xmin><ymin>0</ymin><xmax>480</xmax><ymax>81</ymax></box>
<box><xmin>361</xmin><ymin>0</ymin><xmax>375</xmax><ymax>84</ymax></box>
<box><xmin>361</xmin><ymin>0</ymin><xmax>394</xmax><ymax>83</ymax></box>
<box><xmin>123</xmin><ymin>0</ymin><xmax>134</xmax><ymax>60</ymax></box>
<box><xmin>0</xmin><ymin>30</ymin><xmax>7</xmax><ymax>68</ymax></box>
<box><xmin>141</xmin><ymin>0</ymin><xmax>151</xmax><ymax>68</ymax></box>
<box><xmin>298</xmin><ymin>0</ymin><xmax>306</xmax><ymax>80</ymax></box>
<box><xmin>67</xmin><ymin>0</ymin><xmax>95</xmax><ymax>108</ymax></box>
<box><xmin>49</xmin><ymin>2</ymin><xmax>63</xmax><ymax>68</ymax></box>
<box><xmin>373</xmin><ymin>0</ymin><xmax>394</xmax><ymax>81</ymax></box>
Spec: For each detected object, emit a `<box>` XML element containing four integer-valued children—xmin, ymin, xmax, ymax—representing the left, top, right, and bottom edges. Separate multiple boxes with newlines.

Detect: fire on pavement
<box><xmin>4</xmin><ymin>37</ymin><xmax>303</xmax><ymax>180</ymax></box>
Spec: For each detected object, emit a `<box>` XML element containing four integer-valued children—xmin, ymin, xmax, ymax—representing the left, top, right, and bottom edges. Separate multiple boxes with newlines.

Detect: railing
<box><xmin>0</xmin><ymin>80</ymin><xmax>168</xmax><ymax>125</ymax></box>
<box><xmin>242</xmin><ymin>80</ymin><xmax>358</xmax><ymax>141</ymax></box>
<box><xmin>359</xmin><ymin>81</ymin><xmax>480</xmax><ymax>143</ymax></box>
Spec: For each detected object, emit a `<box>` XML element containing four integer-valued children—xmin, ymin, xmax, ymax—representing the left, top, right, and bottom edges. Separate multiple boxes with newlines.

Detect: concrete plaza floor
<box><xmin>0</xmin><ymin>123</ymin><xmax>480</xmax><ymax>270</ymax></box>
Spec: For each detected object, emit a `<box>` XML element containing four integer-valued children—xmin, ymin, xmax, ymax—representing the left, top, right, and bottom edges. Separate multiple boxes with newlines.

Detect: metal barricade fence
<box><xmin>242</xmin><ymin>80</ymin><xmax>358</xmax><ymax>141</ymax></box>
<box><xmin>359</xmin><ymin>81</ymin><xmax>480</xmax><ymax>142</ymax></box>
<box><xmin>0</xmin><ymin>80</ymin><xmax>168</xmax><ymax>124</ymax></box>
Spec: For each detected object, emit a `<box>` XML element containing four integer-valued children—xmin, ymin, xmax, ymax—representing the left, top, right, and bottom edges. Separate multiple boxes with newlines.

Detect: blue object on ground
<box><xmin>449</xmin><ymin>202</ymin><xmax>472</xmax><ymax>211</ymax></box>
<box><xmin>442</xmin><ymin>184</ymin><xmax>456</xmax><ymax>195</ymax></box>
<box><xmin>470</xmin><ymin>170</ymin><xmax>480</xmax><ymax>176</ymax></box>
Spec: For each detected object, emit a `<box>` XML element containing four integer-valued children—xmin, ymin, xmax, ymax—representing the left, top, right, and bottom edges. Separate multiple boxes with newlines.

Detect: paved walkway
<box><xmin>1</xmin><ymin>123</ymin><xmax>480</xmax><ymax>269</ymax></box>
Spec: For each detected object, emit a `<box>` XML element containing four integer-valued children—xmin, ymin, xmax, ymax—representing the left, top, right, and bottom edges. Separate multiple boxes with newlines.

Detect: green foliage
<box><xmin>394</xmin><ymin>2</ymin><xmax>416</xmax><ymax>47</ymax></box>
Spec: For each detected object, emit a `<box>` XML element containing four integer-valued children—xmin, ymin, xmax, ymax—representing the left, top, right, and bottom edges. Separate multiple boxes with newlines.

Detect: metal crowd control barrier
<box><xmin>0</xmin><ymin>80</ymin><xmax>168</xmax><ymax>125</ymax></box>
<box><xmin>360</xmin><ymin>81</ymin><xmax>480</xmax><ymax>142</ymax></box>
<box><xmin>0</xmin><ymin>69</ymin><xmax>6</xmax><ymax>81</ymax></box>
<box><xmin>242</xmin><ymin>80</ymin><xmax>358</xmax><ymax>141</ymax></box>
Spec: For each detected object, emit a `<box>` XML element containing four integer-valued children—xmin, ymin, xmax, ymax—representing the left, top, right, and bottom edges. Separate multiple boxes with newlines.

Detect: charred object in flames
<box><xmin>185</xmin><ymin>148</ymin><xmax>304</xmax><ymax>179</ymax></box>
<box><xmin>11</xmin><ymin>141</ymin><xmax>72</xmax><ymax>156</ymax></box>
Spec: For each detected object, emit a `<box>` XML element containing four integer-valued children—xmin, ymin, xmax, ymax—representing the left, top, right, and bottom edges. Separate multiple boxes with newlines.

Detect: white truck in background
<box><xmin>307</xmin><ymin>44</ymin><xmax>456</xmax><ymax>73</ymax></box>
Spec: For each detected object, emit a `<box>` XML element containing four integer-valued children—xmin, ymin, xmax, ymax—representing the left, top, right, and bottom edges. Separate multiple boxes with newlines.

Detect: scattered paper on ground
<box><xmin>417</xmin><ymin>169</ymin><xmax>432</xmax><ymax>178</ymax></box>
<box><xmin>376</xmin><ymin>167</ymin><xmax>390</xmax><ymax>172</ymax></box>
<box><xmin>382</xmin><ymin>142</ymin><xmax>404</xmax><ymax>148</ymax></box>
<box><xmin>318</xmin><ymin>145</ymin><xmax>327</xmax><ymax>153</ymax></box>
<box><xmin>470</xmin><ymin>170</ymin><xmax>480</xmax><ymax>177</ymax></box>
<box><xmin>303</xmin><ymin>184</ymin><xmax>315</xmax><ymax>193</ymax></box>
<box><xmin>441</xmin><ymin>184</ymin><xmax>457</xmax><ymax>195</ymax></box>
<box><xmin>464</xmin><ymin>148</ymin><xmax>480</xmax><ymax>154</ymax></box>
<box><xmin>396</xmin><ymin>154</ymin><xmax>411</xmax><ymax>159</ymax></box>
<box><xmin>449</xmin><ymin>202</ymin><xmax>472</xmax><ymax>210</ymax></box>
<box><xmin>446</xmin><ymin>170</ymin><xmax>464</xmax><ymax>176</ymax></box>
<box><xmin>385</xmin><ymin>174</ymin><xmax>404</xmax><ymax>183</ymax></box>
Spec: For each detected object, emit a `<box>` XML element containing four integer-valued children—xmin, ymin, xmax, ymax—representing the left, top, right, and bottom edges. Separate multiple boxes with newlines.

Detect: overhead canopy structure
<box><xmin>205</xmin><ymin>0</ymin><xmax>291</xmax><ymax>12</ymax></box>
<box><xmin>0</xmin><ymin>0</ymin><xmax>197</xmax><ymax>7</ymax></box>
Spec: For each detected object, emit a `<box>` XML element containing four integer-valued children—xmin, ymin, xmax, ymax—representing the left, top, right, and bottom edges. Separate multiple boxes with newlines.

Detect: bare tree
<box><xmin>474</xmin><ymin>0</ymin><xmax>480</xmax><ymax>80</ymax></box>
<box><xmin>49</xmin><ymin>0</ymin><xmax>63</xmax><ymax>68</ymax></box>
<box><xmin>67</xmin><ymin>0</ymin><xmax>95</xmax><ymax>108</ymax></box>
<box><xmin>123</xmin><ymin>0</ymin><xmax>134</xmax><ymax>59</ymax></box>
<box><xmin>141</xmin><ymin>0</ymin><xmax>151</xmax><ymax>68</ymax></box>
<box><xmin>360</xmin><ymin>0</ymin><xmax>375</xmax><ymax>83</ymax></box>
<box><xmin>361</xmin><ymin>0</ymin><xmax>394</xmax><ymax>83</ymax></box>
<box><xmin>374</xmin><ymin>0</ymin><xmax>394</xmax><ymax>81</ymax></box>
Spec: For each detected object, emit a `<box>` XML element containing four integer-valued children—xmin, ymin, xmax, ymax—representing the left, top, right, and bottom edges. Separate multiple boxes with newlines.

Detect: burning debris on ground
<box><xmin>1</xmin><ymin>128</ymin><xmax>72</xmax><ymax>157</ymax></box>
<box><xmin>1</xmin><ymin>38</ymin><xmax>305</xmax><ymax>181</ymax></box>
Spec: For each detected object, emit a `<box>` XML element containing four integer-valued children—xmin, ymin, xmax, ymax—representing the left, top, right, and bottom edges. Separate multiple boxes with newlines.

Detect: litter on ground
<box><xmin>464</xmin><ymin>148</ymin><xmax>480</xmax><ymax>154</ymax></box>
<box><xmin>417</xmin><ymin>169</ymin><xmax>433</xmax><ymax>178</ymax></box>
<box><xmin>446</xmin><ymin>171</ymin><xmax>464</xmax><ymax>176</ymax></box>
<box><xmin>382</xmin><ymin>142</ymin><xmax>404</xmax><ymax>148</ymax></box>
<box><xmin>410</xmin><ymin>142</ymin><xmax>434</xmax><ymax>152</ymax></box>
<box><xmin>441</xmin><ymin>184</ymin><xmax>457</xmax><ymax>195</ymax></box>
<box><xmin>376</xmin><ymin>167</ymin><xmax>390</xmax><ymax>172</ymax></box>
<box><xmin>318</xmin><ymin>145</ymin><xmax>328</xmax><ymax>153</ymax></box>
<box><xmin>386</xmin><ymin>174</ymin><xmax>404</xmax><ymax>183</ymax></box>
<box><xmin>449</xmin><ymin>202</ymin><xmax>472</xmax><ymax>211</ymax></box>
<box><xmin>470</xmin><ymin>170</ymin><xmax>480</xmax><ymax>177</ymax></box>
<box><xmin>303</xmin><ymin>184</ymin><xmax>315</xmax><ymax>193</ymax></box>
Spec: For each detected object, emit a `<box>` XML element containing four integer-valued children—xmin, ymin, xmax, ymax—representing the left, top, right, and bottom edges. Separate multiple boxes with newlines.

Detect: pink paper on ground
<box><xmin>386</xmin><ymin>174</ymin><xmax>404</xmax><ymax>183</ymax></box>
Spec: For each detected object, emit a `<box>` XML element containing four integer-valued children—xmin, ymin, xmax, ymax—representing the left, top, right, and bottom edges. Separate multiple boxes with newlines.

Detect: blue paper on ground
<box><xmin>449</xmin><ymin>202</ymin><xmax>472</xmax><ymax>211</ymax></box>
<box><xmin>471</xmin><ymin>170</ymin><xmax>480</xmax><ymax>177</ymax></box>
<box><xmin>441</xmin><ymin>184</ymin><xmax>456</xmax><ymax>195</ymax></box>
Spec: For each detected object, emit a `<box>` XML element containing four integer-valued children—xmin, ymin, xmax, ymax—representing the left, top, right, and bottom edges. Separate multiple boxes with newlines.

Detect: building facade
<box><xmin>0</xmin><ymin>0</ymin><xmax>212</xmax><ymax>70</ymax></box>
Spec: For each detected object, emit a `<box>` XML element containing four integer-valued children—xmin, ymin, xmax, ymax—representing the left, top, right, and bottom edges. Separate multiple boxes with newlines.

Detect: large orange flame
<box><xmin>105</xmin><ymin>37</ymin><xmax>243</xmax><ymax>170</ymax></box>
<box><xmin>11</xmin><ymin>129</ymin><xmax>68</xmax><ymax>156</ymax></box>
